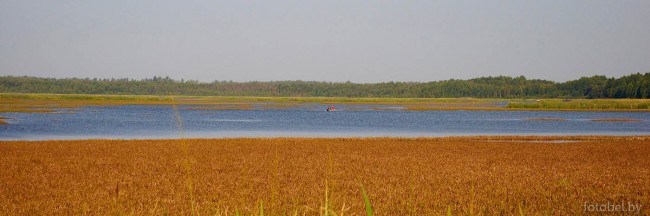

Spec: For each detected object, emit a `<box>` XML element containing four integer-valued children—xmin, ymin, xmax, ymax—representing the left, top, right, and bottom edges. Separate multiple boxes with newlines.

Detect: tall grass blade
<box><xmin>360</xmin><ymin>184</ymin><xmax>373</xmax><ymax>216</ymax></box>
<box><xmin>518</xmin><ymin>203</ymin><xmax>524</xmax><ymax>216</ymax></box>
<box><xmin>170</xmin><ymin>94</ymin><xmax>196</xmax><ymax>215</ymax></box>
<box><xmin>469</xmin><ymin>184</ymin><xmax>474</xmax><ymax>216</ymax></box>
<box><xmin>447</xmin><ymin>205</ymin><xmax>451</xmax><ymax>216</ymax></box>
<box><xmin>324</xmin><ymin>180</ymin><xmax>329</xmax><ymax>216</ymax></box>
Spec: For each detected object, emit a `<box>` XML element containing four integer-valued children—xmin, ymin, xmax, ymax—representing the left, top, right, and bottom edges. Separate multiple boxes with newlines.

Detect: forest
<box><xmin>0</xmin><ymin>72</ymin><xmax>649</xmax><ymax>98</ymax></box>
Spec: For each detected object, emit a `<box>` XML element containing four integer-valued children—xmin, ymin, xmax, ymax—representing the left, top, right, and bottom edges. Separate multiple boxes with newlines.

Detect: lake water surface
<box><xmin>1</xmin><ymin>104</ymin><xmax>649</xmax><ymax>140</ymax></box>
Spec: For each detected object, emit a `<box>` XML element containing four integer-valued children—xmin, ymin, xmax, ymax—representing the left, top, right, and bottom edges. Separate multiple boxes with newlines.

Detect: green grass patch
<box><xmin>0</xmin><ymin>93</ymin><xmax>167</xmax><ymax>101</ymax></box>
<box><xmin>361</xmin><ymin>184</ymin><xmax>374</xmax><ymax>216</ymax></box>
<box><xmin>507</xmin><ymin>99</ymin><xmax>650</xmax><ymax>110</ymax></box>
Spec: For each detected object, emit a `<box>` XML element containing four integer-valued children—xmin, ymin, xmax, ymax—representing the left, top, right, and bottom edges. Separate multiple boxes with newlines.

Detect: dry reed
<box><xmin>1</xmin><ymin>136</ymin><xmax>648</xmax><ymax>215</ymax></box>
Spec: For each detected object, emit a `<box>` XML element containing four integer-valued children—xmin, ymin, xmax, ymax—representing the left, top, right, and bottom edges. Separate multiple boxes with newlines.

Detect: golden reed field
<box><xmin>1</xmin><ymin>137</ymin><xmax>648</xmax><ymax>215</ymax></box>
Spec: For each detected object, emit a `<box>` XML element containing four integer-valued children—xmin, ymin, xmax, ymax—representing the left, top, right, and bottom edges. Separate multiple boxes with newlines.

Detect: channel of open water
<box><xmin>1</xmin><ymin>104</ymin><xmax>649</xmax><ymax>140</ymax></box>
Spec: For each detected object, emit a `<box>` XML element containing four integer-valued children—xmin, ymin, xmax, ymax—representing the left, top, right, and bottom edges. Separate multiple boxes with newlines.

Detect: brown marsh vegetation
<box><xmin>1</xmin><ymin>136</ymin><xmax>648</xmax><ymax>215</ymax></box>
<box><xmin>0</xmin><ymin>116</ymin><xmax>9</xmax><ymax>124</ymax></box>
<box><xmin>4</xmin><ymin>93</ymin><xmax>650</xmax><ymax>113</ymax></box>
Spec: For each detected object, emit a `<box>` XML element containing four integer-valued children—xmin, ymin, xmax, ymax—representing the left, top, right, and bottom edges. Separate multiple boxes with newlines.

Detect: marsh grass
<box><xmin>3</xmin><ymin>93</ymin><xmax>650</xmax><ymax>112</ymax></box>
<box><xmin>507</xmin><ymin>99</ymin><xmax>650</xmax><ymax>110</ymax></box>
<box><xmin>2</xmin><ymin>136</ymin><xmax>648</xmax><ymax>214</ymax></box>
<box><xmin>0</xmin><ymin>93</ymin><xmax>168</xmax><ymax>101</ymax></box>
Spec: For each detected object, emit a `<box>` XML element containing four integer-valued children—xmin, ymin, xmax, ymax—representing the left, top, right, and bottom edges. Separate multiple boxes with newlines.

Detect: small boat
<box><xmin>326</xmin><ymin>105</ymin><xmax>336</xmax><ymax>112</ymax></box>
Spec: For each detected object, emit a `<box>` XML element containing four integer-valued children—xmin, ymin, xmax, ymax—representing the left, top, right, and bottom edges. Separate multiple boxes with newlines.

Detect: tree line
<box><xmin>0</xmin><ymin>73</ymin><xmax>649</xmax><ymax>98</ymax></box>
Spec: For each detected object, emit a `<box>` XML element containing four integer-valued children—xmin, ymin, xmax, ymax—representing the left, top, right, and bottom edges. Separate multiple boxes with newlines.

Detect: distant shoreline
<box><xmin>2</xmin><ymin>93</ymin><xmax>649</xmax><ymax>113</ymax></box>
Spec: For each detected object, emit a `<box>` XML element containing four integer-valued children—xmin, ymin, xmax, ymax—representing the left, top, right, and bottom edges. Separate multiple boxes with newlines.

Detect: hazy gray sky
<box><xmin>1</xmin><ymin>1</ymin><xmax>649</xmax><ymax>83</ymax></box>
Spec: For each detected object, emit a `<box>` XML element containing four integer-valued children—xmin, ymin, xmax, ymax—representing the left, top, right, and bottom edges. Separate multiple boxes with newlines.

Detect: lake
<box><xmin>1</xmin><ymin>104</ymin><xmax>649</xmax><ymax>140</ymax></box>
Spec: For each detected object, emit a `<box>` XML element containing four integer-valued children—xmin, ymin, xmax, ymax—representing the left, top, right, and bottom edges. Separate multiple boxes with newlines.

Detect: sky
<box><xmin>1</xmin><ymin>1</ymin><xmax>649</xmax><ymax>83</ymax></box>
